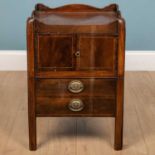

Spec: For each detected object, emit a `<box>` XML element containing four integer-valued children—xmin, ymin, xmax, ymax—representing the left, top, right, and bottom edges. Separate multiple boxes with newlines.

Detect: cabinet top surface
<box><xmin>31</xmin><ymin>4</ymin><xmax>122</xmax><ymax>34</ymax></box>
<box><xmin>34</xmin><ymin>12</ymin><xmax>118</xmax><ymax>26</ymax></box>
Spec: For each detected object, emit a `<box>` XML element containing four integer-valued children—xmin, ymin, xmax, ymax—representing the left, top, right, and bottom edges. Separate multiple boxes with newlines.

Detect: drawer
<box><xmin>36</xmin><ymin>97</ymin><xmax>115</xmax><ymax>116</ymax></box>
<box><xmin>36</xmin><ymin>97</ymin><xmax>92</xmax><ymax>116</ymax></box>
<box><xmin>36</xmin><ymin>78</ymin><xmax>116</xmax><ymax>116</ymax></box>
<box><xmin>36</xmin><ymin>78</ymin><xmax>116</xmax><ymax>98</ymax></box>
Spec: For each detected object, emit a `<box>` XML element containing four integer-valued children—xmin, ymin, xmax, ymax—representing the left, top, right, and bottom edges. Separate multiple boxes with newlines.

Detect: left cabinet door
<box><xmin>36</xmin><ymin>34</ymin><xmax>75</xmax><ymax>71</ymax></box>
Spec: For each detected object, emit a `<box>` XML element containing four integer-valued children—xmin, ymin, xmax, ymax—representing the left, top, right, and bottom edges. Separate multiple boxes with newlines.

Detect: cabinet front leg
<box><xmin>114</xmin><ymin>78</ymin><xmax>124</xmax><ymax>150</ymax></box>
<box><xmin>28</xmin><ymin>77</ymin><xmax>37</xmax><ymax>151</ymax></box>
<box><xmin>27</xmin><ymin>18</ymin><xmax>37</xmax><ymax>151</ymax></box>
<box><xmin>28</xmin><ymin>114</ymin><xmax>37</xmax><ymax>150</ymax></box>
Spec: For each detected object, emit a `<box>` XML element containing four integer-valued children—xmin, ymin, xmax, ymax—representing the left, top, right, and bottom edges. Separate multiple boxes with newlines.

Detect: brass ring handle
<box><xmin>68</xmin><ymin>99</ymin><xmax>84</xmax><ymax>112</ymax></box>
<box><xmin>68</xmin><ymin>80</ymin><xmax>84</xmax><ymax>93</ymax></box>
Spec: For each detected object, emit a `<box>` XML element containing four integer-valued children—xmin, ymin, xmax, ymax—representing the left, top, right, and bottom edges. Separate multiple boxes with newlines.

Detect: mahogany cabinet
<box><xmin>27</xmin><ymin>3</ymin><xmax>125</xmax><ymax>151</ymax></box>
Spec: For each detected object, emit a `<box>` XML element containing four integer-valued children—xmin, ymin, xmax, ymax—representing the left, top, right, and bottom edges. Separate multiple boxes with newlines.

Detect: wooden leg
<box><xmin>28</xmin><ymin>77</ymin><xmax>37</xmax><ymax>151</ymax></box>
<box><xmin>28</xmin><ymin>114</ymin><xmax>37</xmax><ymax>151</ymax></box>
<box><xmin>27</xmin><ymin>18</ymin><xmax>37</xmax><ymax>151</ymax></box>
<box><xmin>114</xmin><ymin>78</ymin><xmax>124</xmax><ymax>150</ymax></box>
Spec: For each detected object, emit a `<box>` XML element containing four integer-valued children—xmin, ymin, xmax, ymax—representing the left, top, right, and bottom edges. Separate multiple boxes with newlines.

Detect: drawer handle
<box><xmin>68</xmin><ymin>80</ymin><xmax>84</xmax><ymax>93</ymax></box>
<box><xmin>68</xmin><ymin>99</ymin><xmax>84</xmax><ymax>112</ymax></box>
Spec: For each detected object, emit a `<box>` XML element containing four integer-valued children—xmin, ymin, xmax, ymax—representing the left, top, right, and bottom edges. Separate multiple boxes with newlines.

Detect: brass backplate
<box><xmin>68</xmin><ymin>99</ymin><xmax>84</xmax><ymax>112</ymax></box>
<box><xmin>68</xmin><ymin>80</ymin><xmax>84</xmax><ymax>93</ymax></box>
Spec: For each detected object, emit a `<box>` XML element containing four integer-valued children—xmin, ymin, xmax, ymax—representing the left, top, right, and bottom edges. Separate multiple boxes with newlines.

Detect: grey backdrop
<box><xmin>0</xmin><ymin>0</ymin><xmax>155</xmax><ymax>50</ymax></box>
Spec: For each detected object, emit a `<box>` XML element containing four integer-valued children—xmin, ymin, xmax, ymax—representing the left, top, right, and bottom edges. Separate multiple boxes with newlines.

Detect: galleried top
<box><xmin>34</xmin><ymin>3</ymin><xmax>119</xmax><ymax>12</ymax></box>
<box><xmin>31</xmin><ymin>3</ymin><xmax>123</xmax><ymax>34</ymax></box>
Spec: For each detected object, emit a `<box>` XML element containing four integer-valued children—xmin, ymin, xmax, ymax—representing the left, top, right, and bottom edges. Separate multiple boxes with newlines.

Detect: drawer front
<box><xmin>36</xmin><ymin>79</ymin><xmax>116</xmax><ymax>116</ymax></box>
<box><xmin>36</xmin><ymin>79</ymin><xmax>116</xmax><ymax>98</ymax></box>
<box><xmin>36</xmin><ymin>97</ymin><xmax>92</xmax><ymax>116</ymax></box>
<box><xmin>36</xmin><ymin>97</ymin><xmax>115</xmax><ymax>116</ymax></box>
<box><xmin>92</xmin><ymin>98</ymin><xmax>115</xmax><ymax>115</ymax></box>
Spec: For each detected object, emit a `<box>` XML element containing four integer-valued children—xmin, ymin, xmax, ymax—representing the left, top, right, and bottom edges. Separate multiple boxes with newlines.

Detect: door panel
<box><xmin>78</xmin><ymin>35</ymin><xmax>117</xmax><ymax>72</ymax></box>
<box><xmin>37</xmin><ymin>34</ymin><xmax>74</xmax><ymax>71</ymax></box>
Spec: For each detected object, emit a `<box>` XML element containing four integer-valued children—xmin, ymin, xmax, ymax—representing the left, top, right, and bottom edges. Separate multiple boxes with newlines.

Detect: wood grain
<box><xmin>77</xmin><ymin>35</ymin><xmax>117</xmax><ymax>72</ymax></box>
<box><xmin>37</xmin><ymin>34</ymin><xmax>74</xmax><ymax>71</ymax></box>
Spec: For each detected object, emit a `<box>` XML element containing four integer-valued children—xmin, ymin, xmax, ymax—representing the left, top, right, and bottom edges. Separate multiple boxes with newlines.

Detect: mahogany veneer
<box><xmin>27</xmin><ymin>3</ymin><xmax>125</xmax><ymax>151</ymax></box>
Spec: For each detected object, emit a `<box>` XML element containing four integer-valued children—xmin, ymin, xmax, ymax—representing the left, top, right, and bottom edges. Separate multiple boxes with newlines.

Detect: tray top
<box><xmin>34</xmin><ymin>12</ymin><xmax>118</xmax><ymax>26</ymax></box>
<box><xmin>32</xmin><ymin>4</ymin><xmax>121</xmax><ymax>34</ymax></box>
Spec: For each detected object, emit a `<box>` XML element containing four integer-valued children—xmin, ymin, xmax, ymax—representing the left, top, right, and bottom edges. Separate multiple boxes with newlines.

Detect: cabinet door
<box><xmin>78</xmin><ymin>35</ymin><xmax>117</xmax><ymax>72</ymax></box>
<box><xmin>36</xmin><ymin>34</ymin><xmax>74</xmax><ymax>71</ymax></box>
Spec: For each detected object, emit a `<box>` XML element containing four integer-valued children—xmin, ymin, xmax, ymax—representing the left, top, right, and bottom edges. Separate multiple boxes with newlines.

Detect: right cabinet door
<box><xmin>78</xmin><ymin>35</ymin><xmax>117</xmax><ymax>72</ymax></box>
